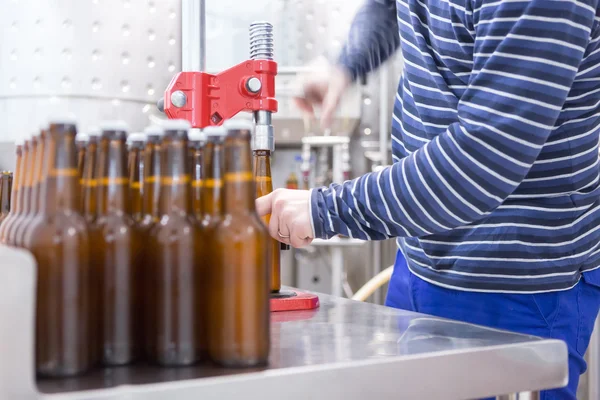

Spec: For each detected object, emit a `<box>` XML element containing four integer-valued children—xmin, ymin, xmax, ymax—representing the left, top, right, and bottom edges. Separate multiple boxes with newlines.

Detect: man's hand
<box><xmin>255</xmin><ymin>189</ymin><xmax>314</xmax><ymax>248</ymax></box>
<box><xmin>293</xmin><ymin>57</ymin><xmax>351</xmax><ymax>130</ymax></box>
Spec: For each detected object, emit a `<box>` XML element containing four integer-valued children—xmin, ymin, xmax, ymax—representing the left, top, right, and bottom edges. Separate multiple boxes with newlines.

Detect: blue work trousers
<box><xmin>386</xmin><ymin>250</ymin><xmax>600</xmax><ymax>400</ymax></box>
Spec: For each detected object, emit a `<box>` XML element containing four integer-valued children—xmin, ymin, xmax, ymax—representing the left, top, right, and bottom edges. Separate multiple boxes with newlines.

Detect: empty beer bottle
<box><xmin>0</xmin><ymin>172</ymin><xmax>12</xmax><ymax>225</ymax></box>
<box><xmin>127</xmin><ymin>133</ymin><xmax>146</xmax><ymax>224</ymax></box>
<box><xmin>76</xmin><ymin>133</ymin><xmax>89</xmax><ymax>179</ymax></box>
<box><xmin>140</xmin><ymin>126</ymin><xmax>163</xmax><ymax>231</ymax></box>
<box><xmin>6</xmin><ymin>135</ymin><xmax>34</xmax><ymax>246</ymax></box>
<box><xmin>16</xmin><ymin>129</ymin><xmax>47</xmax><ymax>248</ymax></box>
<box><xmin>93</xmin><ymin>122</ymin><xmax>142</xmax><ymax>366</ymax></box>
<box><xmin>209</xmin><ymin>120</ymin><xmax>270</xmax><ymax>367</ymax></box>
<box><xmin>189</xmin><ymin>130</ymin><xmax>205</xmax><ymax>219</ymax></box>
<box><xmin>0</xmin><ymin>141</ymin><xmax>23</xmax><ymax>242</ymax></box>
<box><xmin>25</xmin><ymin>118</ymin><xmax>94</xmax><ymax>377</ymax></box>
<box><xmin>253</xmin><ymin>149</ymin><xmax>281</xmax><ymax>293</ymax></box>
<box><xmin>81</xmin><ymin>129</ymin><xmax>100</xmax><ymax>225</ymax></box>
<box><xmin>147</xmin><ymin>120</ymin><xmax>203</xmax><ymax>366</ymax></box>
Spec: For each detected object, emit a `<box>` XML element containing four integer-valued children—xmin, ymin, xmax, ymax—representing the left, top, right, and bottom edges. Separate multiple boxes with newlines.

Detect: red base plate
<box><xmin>270</xmin><ymin>291</ymin><xmax>320</xmax><ymax>312</ymax></box>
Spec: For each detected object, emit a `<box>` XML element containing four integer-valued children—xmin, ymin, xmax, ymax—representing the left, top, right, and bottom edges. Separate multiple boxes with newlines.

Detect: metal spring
<box><xmin>249</xmin><ymin>21</ymin><xmax>274</xmax><ymax>60</ymax></box>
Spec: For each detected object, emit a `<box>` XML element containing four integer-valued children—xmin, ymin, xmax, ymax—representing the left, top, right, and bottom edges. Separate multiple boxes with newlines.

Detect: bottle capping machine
<box><xmin>158</xmin><ymin>1</ymin><xmax>318</xmax><ymax>312</ymax></box>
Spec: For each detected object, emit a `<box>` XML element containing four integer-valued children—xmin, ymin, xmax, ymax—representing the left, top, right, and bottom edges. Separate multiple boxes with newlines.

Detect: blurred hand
<box><xmin>293</xmin><ymin>57</ymin><xmax>352</xmax><ymax>130</ymax></box>
<box><xmin>256</xmin><ymin>189</ymin><xmax>314</xmax><ymax>248</ymax></box>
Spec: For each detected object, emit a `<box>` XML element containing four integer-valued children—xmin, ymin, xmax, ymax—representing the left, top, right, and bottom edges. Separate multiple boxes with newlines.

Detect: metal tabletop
<box><xmin>0</xmin><ymin>246</ymin><xmax>568</xmax><ymax>400</ymax></box>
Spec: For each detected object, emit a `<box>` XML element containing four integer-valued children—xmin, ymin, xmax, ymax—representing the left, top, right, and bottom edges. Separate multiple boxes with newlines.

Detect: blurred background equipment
<box><xmin>0</xmin><ymin>0</ymin><xmax>401</xmax><ymax>304</ymax></box>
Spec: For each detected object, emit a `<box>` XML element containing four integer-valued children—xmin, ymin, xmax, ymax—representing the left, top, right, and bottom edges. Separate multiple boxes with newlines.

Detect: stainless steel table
<box><xmin>0</xmin><ymin>246</ymin><xmax>568</xmax><ymax>400</ymax></box>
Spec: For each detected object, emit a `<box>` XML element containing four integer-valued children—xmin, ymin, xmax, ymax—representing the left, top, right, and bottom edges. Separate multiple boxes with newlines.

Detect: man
<box><xmin>256</xmin><ymin>0</ymin><xmax>600</xmax><ymax>398</ymax></box>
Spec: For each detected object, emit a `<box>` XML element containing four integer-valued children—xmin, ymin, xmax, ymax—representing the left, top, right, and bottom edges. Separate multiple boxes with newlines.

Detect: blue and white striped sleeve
<box><xmin>337</xmin><ymin>0</ymin><xmax>400</xmax><ymax>81</ymax></box>
<box><xmin>310</xmin><ymin>0</ymin><xmax>596</xmax><ymax>240</ymax></box>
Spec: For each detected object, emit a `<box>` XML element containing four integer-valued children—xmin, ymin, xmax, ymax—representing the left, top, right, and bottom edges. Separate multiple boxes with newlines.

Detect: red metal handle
<box><xmin>163</xmin><ymin>59</ymin><xmax>278</xmax><ymax>128</ymax></box>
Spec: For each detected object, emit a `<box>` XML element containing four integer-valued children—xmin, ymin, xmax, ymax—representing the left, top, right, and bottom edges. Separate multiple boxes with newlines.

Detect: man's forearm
<box><xmin>338</xmin><ymin>0</ymin><xmax>400</xmax><ymax>81</ymax></box>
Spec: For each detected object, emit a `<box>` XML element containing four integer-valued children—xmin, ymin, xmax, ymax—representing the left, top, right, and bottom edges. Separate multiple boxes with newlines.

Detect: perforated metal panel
<box><xmin>0</xmin><ymin>0</ymin><xmax>182</xmax><ymax>140</ymax></box>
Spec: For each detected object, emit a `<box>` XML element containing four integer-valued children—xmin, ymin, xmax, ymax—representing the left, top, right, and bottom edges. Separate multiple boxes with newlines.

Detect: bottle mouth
<box><xmin>48</xmin><ymin>123</ymin><xmax>77</xmax><ymax>136</ymax></box>
<box><xmin>163</xmin><ymin>130</ymin><xmax>189</xmax><ymax>140</ymax></box>
<box><xmin>101</xmin><ymin>130</ymin><xmax>128</xmax><ymax>141</ymax></box>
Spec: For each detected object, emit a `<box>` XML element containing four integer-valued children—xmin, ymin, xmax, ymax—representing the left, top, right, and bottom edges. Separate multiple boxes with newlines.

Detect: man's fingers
<box><xmin>289</xmin><ymin>220</ymin><xmax>313</xmax><ymax>248</ymax></box>
<box><xmin>268</xmin><ymin>213</ymin><xmax>290</xmax><ymax>244</ymax></box>
<box><xmin>320</xmin><ymin>89</ymin><xmax>341</xmax><ymax>130</ymax></box>
<box><xmin>255</xmin><ymin>192</ymin><xmax>274</xmax><ymax>217</ymax></box>
<box><xmin>293</xmin><ymin>97</ymin><xmax>315</xmax><ymax>116</ymax></box>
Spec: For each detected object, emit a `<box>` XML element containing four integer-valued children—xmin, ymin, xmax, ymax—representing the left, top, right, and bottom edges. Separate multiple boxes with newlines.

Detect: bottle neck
<box><xmin>201</xmin><ymin>141</ymin><xmax>223</xmax><ymax>217</ymax></box>
<box><xmin>129</xmin><ymin>147</ymin><xmax>143</xmax><ymax>217</ymax></box>
<box><xmin>11</xmin><ymin>148</ymin><xmax>23</xmax><ymax>214</ymax></box>
<box><xmin>40</xmin><ymin>129</ymin><xmax>81</xmax><ymax>214</ymax></box>
<box><xmin>223</xmin><ymin>136</ymin><xmax>256</xmax><ymax>213</ymax></box>
<box><xmin>98</xmin><ymin>137</ymin><xmax>130</xmax><ymax>214</ymax></box>
<box><xmin>159</xmin><ymin>137</ymin><xmax>191</xmax><ymax>215</ymax></box>
<box><xmin>143</xmin><ymin>141</ymin><xmax>161</xmax><ymax>218</ymax></box>
<box><xmin>15</xmin><ymin>143</ymin><xmax>30</xmax><ymax>213</ymax></box>
<box><xmin>253</xmin><ymin>150</ymin><xmax>273</xmax><ymax>198</ymax></box>
<box><xmin>30</xmin><ymin>134</ymin><xmax>46</xmax><ymax>214</ymax></box>
<box><xmin>128</xmin><ymin>148</ymin><xmax>142</xmax><ymax>188</ymax></box>
<box><xmin>81</xmin><ymin>140</ymin><xmax>97</xmax><ymax>217</ymax></box>
<box><xmin>0</xmin><ymin>174</ymin><xmax>12</xmax><ymax>214</ymax></box>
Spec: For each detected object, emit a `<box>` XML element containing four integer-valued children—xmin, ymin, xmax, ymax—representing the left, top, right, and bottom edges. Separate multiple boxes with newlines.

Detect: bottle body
<box><xmin>93</xmin><ymin>128</ymin><xmax>142</xmax><ymax>366</ymax></box>
<box><xmin>253</xmin><ymin>150</ymin><xmax>281</xmax><ymax>293</ymax></box>
<box><xmin>26</xmin><ymin>122</ymin><xmax>94</xmax><ymax>377</ymax></box>
<box><xmin>147</xmin><ymin>125</ymin><xmax>204</xmax><ymax>366</ymax></box>
<box><xmin>210</xmin><ymin>124</ymin><xmax>270</xmax><ymax>367</ymax></box>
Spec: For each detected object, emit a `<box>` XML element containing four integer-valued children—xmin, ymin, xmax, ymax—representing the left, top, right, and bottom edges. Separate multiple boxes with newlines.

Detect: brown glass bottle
<box><xmin>253</xmin><ymin>150</ymin><xmax>281</xmax><ymax>293</ymax></box>
<box><xmin>16</xmin><ymin>131</ymin><xmax>46</xmax><ymax>248</ymax></box>
<box><xmin>93</xmin><ymin>124</ymin><xmax>143</xmax><ymax>366</ymax></box>
<box><xmin>127</xmin><ymin>133</ymin><xmax>146</xmax><ymax>224</ymax></box>
<box><xmin>6</xmin><ymin>137</ymin><xmax>34</xmax><ymax>246</ymax></box>
<box><xmin>189</xmin><ymin>131</ymin><xmax>204</xmax><ymax>219</ymax></box>
<box><xmin>76</xmin><ymin>133</ymin><xmax>89</xmax><ymax>179</ymax></box>
<box><xmin>0</xmin><ymin>143</ymin><xmax>23</xmax><ymax>243</ymax></box>
<box><xmin>147</xmin><ymin>120</ymin><xmax>203</xmax><ymax>366</ymax></box>
<box><xmin>209</xmin><ymin>121</ymin><xmax>270</xmax><ymax>367</ymax></box>
<box><xmin>81</xmin><ymin>134</ymin><xmax>99</xmax><ymax>225</ymax></box>
<box><xmin>25</xmin><ymin>120</ymin><xmax>94</xmax><ymax>378</ymax></box>
<box><xmin>0</xmin><ymin>172</ymin><xmax>13</xmax><ymax>226</ymax></box>
<box><xmin>140</xmin><ymin>127</ymin><xmax>163</xmax><ymax>231</ymax></box>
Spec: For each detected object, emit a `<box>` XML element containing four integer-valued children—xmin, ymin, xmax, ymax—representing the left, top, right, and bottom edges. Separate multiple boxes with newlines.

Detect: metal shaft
<box><xmin>249</xmin><ymin>22</ymin><xmax>275</xmax><ymax>152</ymax></box>
<box><xmin>182</xmin><ymin>0</ymin><xmax>206</xmax><ymax>72</ymax></box>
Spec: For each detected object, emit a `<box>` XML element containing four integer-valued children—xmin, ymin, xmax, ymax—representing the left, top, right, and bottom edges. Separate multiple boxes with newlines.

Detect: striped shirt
<box><xmin>309</xmin><ymin>0</ymin><xmax>600</xmax><ymax>292</ymax></box>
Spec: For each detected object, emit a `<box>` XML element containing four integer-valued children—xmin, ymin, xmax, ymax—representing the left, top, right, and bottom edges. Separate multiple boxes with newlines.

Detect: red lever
<box><xmin>163</xmin><ymin>59</ymin><xmax>278</xmax><ymax>129</ymax></box>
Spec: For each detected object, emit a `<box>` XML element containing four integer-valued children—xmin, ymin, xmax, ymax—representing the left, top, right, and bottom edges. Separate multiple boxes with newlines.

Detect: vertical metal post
<box><xmin>331</xmin><ymin>247</ymin><xmax>343</xmax><ymax>298</ymax></box>
<box><xmin>372</xmin><ymin>241</ymin><xmax>383</xmax><ymax>304</ymax></box>
<box><xmin>181</xmin><ymin>0</ymin><xmax>205</xmax><ymax>138</ymax></box>
<box><xmin>181</xmin><ymin>0</ymin><xmax>206</xmax><ymax>72</ymax></box>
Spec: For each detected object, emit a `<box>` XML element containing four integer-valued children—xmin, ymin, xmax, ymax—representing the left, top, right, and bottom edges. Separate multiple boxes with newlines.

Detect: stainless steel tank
<box><xmin>0</xmin><ymin>0</ymin><xmax>183</xmax><ymax>144</ymax></box>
